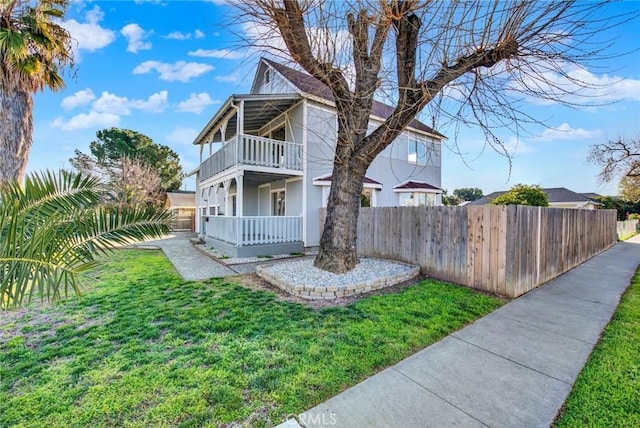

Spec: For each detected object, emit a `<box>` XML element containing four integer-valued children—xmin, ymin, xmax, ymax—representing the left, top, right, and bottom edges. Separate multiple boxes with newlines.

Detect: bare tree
<box><xmin>71</xmin><ymin>153</ymin><xmax>164</xmax><ymax>207</ymax></box>
<box><xmin>109</xmin><ymin>157</ymin><xmax>164</xmax><ymax>209</ymax></box>
<box><xmin>232</xmin><ymin>0</ymin><xmax>633</xmax><ymax>273</ymax></box>
<box><xmin>590</xmin><ymin>136</ymin><xmax>640</xmax><ymax>182</ymax></box>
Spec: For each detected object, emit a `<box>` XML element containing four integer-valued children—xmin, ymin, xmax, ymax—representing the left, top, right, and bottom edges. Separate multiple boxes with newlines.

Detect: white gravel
<box><xmin>260</xmin><ymin>257</ymin><xmax>415</xmax><ymax>287</ymax></box>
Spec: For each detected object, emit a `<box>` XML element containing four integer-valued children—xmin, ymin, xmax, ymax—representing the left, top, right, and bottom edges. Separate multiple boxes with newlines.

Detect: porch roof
<box><xmin>393</xmin><ymin>180</ymin><xmax>443</xmax><ymax>193</ymax></box>
<box><xmin>193</xmin><ymin>94</ymin><xmax>302</xmax><ymax>145</ymax></box>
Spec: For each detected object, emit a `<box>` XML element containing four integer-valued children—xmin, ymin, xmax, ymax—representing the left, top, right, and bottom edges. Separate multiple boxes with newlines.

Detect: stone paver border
<box><xmin>256</xmin><ymin>259</ymin><xmax>420</xmax><ymax>300</ymax></box>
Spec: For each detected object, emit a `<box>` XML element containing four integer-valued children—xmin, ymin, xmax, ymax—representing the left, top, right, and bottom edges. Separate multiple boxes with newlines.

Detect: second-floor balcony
<box><xmin>200</xmin><ymin>134</ymin><xmax>303</xmax><ymax>182</ymax></box>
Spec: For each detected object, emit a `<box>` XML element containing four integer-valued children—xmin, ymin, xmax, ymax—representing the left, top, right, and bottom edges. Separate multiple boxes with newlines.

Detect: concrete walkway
<box><xmin>283</xmin><ymin>237</ymin><xmax>640</xmax><ymax>428</ymax></box>
<box><xmin>139</xmin><ymin>233</ymin><xmax>236</xmax><ymax>280</ymax></box>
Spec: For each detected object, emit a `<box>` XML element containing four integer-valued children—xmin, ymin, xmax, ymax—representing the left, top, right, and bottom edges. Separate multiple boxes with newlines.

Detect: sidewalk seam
<box><xmin>489</xmin><ymin>312</ymin><xmax>600</xmax><ymax>345</ymax></box>
<box><xmin>450</xmin><ymin>335</ymin><xmax>573</xmax><ymax>386</ymax></box>
<box><xmin>389</xmin><ymin>365</ymin><xmax>491</xmax><ymax>428</ymax></box>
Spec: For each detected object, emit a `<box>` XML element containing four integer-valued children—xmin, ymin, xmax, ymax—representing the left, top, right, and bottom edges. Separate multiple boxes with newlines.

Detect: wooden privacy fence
<box><xmin>616</xmin><ymin>219</ymin><xmax>639</xmax><ymax>239</ymax></box>
<box><xmin>330</xmin><ymin>206</ymin><xmax>617</xmax><ymax>298</ymax></box>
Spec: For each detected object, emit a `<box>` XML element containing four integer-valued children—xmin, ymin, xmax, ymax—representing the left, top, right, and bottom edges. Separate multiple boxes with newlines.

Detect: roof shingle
<box><xmin>263</xmin><ymin>58</ymin><xmax>444</xmax><ymax>138</ymax></box>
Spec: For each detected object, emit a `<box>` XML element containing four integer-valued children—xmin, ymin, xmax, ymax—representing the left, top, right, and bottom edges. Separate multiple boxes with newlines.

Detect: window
<box><xmin>361</xmin><ymin>189</ymin><xmax>373</xmax><ymax>207</ymax></box>
<box><xmin>399</xmin><ymin>192</ymin><xmax>436</xmax><ymax>207</ymax></box>
<box><xmin>231</xmin><ymin>195</ymin><xmax>237</xmax><ymax>217</ymax></box>
<box><xmin>272</xmin><ymin>190</ymin><xmax>285</xmax><ymax>216</ymax></box>
<box><xmin>265</xmin><ymin>69</ymin><xmax>270</xmax><ymax>84</ymax></box>
<box><xmin>408</xmin><ymin>139</ymin><xmax>427</xmax><ymax>165</ymax></box>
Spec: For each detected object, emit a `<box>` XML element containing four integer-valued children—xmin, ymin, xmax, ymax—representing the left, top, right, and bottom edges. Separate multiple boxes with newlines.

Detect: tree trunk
<box><xmin>0</xmin><ymin>88</ymin><xmax>33</xmax><ymax>183</ymax></box>
<box><xmin>314</xmin><ymin>160</ymin><xmax>366</xmax><ymax>273</ymax></box>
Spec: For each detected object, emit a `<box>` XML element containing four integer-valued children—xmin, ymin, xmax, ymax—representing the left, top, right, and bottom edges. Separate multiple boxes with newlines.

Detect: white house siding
<box><xmin>259</xmin><ymin>186</ymin><xmax>270</xmax><ymax>215</ymax></box>
<box><xmin>243</xmin><ymin>185</ymin><xmax>260</xmax><ymax>216</ymax></box>
<box><xmin>286</xmin><ymin>180</ymin><xmax>303</xmax><ymax>216</ymax></box>
<box><xmin>253</xmin><ymin>62</ymin><xmax>298</xmax><ymax>95</ymax></box>
<box><xmin>304</xmin><ymin>103</ymin><xmax>338</xmax><ymax>246</ymax></box>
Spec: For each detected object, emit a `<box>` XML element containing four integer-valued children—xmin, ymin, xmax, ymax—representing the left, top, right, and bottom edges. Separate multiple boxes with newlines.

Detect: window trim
<box><xmin>408</xmin><ymin>138</ymin><xmax>427</xmax><ymax>166</ymax></box>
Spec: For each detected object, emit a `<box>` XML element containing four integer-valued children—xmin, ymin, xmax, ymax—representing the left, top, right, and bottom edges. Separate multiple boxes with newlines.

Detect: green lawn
<box><xmin>1</xmin><ymin>249</ymin><xmax>503</xmax><ymax>427</ymax></box>
<box><xmin>555</xmin><ymin>267</ymin><xmax>640</xmax><ymax>428</ymax></box>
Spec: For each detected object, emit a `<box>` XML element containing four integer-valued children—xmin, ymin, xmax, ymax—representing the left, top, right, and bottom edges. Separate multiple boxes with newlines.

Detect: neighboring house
<box><xmin>164</xmin><ymin>191</ymin><xmax>196</xmax><ymax>231</ymax></box>
<box><xmin>189</xmin><ymin>57</ymin><xmax>445</xmax><ymax>256</ymax></box>
<box><xmin>469</xmin><ymin>187</ymin><xmax>603</xmax><ymax>209</ymax></box>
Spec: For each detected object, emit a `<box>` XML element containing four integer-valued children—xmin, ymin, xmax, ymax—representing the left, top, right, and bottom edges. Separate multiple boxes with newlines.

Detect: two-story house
<box><xmin>190</xmin><ymin>58</ymin><xmax>445</xmax><ymax>257</ymax></box>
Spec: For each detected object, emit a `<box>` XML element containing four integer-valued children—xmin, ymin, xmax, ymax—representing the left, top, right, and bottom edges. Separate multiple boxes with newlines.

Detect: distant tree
<box><xmin>619</xmin><ymin>175</ymin><xmax>640</xmax><ymax>204</ymax></box>
<box><xmin>71</xmin><ymin>128</ymin><xmax>184</xmax><ymax>192</ymax></box>
<box><xmin>453</xmin><ymin>188</ymin><xmax>483</xmax><ymax>202</ymax></box>
<box><xmin>491</xmin><ymin>184</ymin><xmax>548</xmax><ymax>207</ymax></box>
<box><xmin>596</xmin><ymin>195</ymin><xmax>640</xmax><ymax>220</ymax></box>
<box><xmin>0</xmin><ymin>0</ymin><xmax>74</xmax><ymax>183</ymax></box>
<box><xmin>441</xmin><ymin>190</ymin><xmax>461</xmax><ymax>206</ymax></box>
<box><xmin>589</xmin><ymin>136</ymin><xmax>640</xmax><ymax>182</ymax></box>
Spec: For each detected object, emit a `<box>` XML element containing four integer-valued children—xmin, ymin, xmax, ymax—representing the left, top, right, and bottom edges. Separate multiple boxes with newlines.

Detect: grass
<box><xmin>554</xmin><ymin>266</ymin><xmax>640</xmax><ymax>428</ymax></box>
<box><xmin>0</xmin><ymin>249</ymin><xmax>503</xmax><ymax>427</ymax></box>
<box><xmin>618</xmin><ymin>231</ymin><xmax>638</xmax><ymax>241</ymax></box>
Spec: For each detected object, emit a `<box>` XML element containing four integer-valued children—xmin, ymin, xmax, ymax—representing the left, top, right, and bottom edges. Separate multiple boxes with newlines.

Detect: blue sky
<box><xmin>29</xmin><ymin>0</ymin><xmax>640</xmax><ymax>196</ymax></box>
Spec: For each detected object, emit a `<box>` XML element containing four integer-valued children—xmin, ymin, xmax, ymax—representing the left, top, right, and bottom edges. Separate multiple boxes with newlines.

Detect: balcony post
<box><xmin>237</xmin><ymin>172</ymin><xmax>244</xmax><ymax>217</ymax></box>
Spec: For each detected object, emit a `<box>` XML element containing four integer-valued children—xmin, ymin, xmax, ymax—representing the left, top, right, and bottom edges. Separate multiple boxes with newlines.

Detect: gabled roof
<box><xmin>580</xmin><ymin>192</ymin><xmax>603</xmax><ymax>201</ymax></box>
<box><xmin>262</xmin><ymin>58</ymin><xmax>445</xmax><ymax>139</ymax></box>
<box><xmin>393</xmin><ymin>180</ymin><xmax>443</xmax><ymax>193</ymax></box>
<box><xmin>468</xmin><ymin>187</ymin><xmax>602</xmax><ymax>206</ymax></box>
<box><xmin>313</xmin><ymin>173</ymin><xmax>382</xmax><ymax>186</ymax></box>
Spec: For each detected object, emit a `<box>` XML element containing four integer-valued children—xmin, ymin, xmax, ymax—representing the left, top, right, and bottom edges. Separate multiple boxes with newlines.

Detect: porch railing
<box><xmin>203</xmin><ymin>215</ymin><xmax>303</xmax><ymax>246</ymax></box>
<box><xmin>200</xmin><ymin>134</ymin><xmax>303</xmax><ymax>182</ymax></box>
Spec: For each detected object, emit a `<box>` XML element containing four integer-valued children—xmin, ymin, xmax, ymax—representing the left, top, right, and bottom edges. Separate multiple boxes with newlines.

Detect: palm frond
<box><xmin>0</xmin><ymin>170</ymin><xmax>171</xmax><ymax>309</ymax></box>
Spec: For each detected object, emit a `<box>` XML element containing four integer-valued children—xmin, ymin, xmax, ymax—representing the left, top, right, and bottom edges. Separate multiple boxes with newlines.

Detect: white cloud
<box><xmin>92</xmin><ymin>92</ymin><xmax>131</xmax><ymax>115</ymax></box>
<box><xmin>166</xmin><ymin>31</ymin><xmax>189</xmax><ymax>40</ymax></box>
<box><xmin>131</xmin><ymin>91</ymin><xmax>169</xmax><ymax>113</ymax></box>
<box><xmin>53</xmin><ymin>111</ymin><xmax>121</xmax><ymax>131</ymax></box>
<box><xmin>54</xmin><ymin>90</ymin><xmax>168</xmax><ymax>131</ymax></box>
<box><xmin>204</xmin><ymin>0</ymin><xmax>228</xmax><ymax>5</ymax></box>
<box><xmin>166</xmin><ymin>126</ymin><xmax>199</xmax><ymax>145</ymax></box>
<box><xmin>92</xmin><ymin>91</ymin><xmax>168</xmax><ymax>115</ymax></box>
<box><xmin>177</xmin><ymin>92</ymin><xmax>218</xmax><ymax>114</ymax></box>
<box><xmin>62</xmin><ymin>6</ymin><xmax>115</xmax><ymax>55</ymax></box>
<box><xmin>215</xmin><ymin>71</ymin><xmax>241</xmax><ymax>83</ymax></box>
<box><xmin>188</xmin><ymin>48</ymin><xmax>244</xmax><ymax>59</ymax></box>
<box><xmin>165</xmin><ymin>29</ymin><xmax>205</xmax><ymax>40</ymax></box>
<box><xmin>514</xmin><ymin>64</ymin><xmax>640</xmax><ymax>106</ymax></box>
<box><xmin>61</xmin><ymin>88</ymin><xmax>96</xmax><ymax>111</ymax></box>
<box><xmin>121</xmin><ymin>23</ymin><xmax>152</xmax><ymax>53</ymax></box>
<box><xmin>133</xmin><ymin>60</ymin><xmax>214</xmax><ymax>82</ymax></box>
<box><xmin>535</xmin><ymin>123</ymin><xmax>602</xmax><ymax>142</ymax></box>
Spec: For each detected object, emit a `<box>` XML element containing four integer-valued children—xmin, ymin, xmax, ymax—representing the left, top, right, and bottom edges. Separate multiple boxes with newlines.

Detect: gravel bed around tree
<box><xmin>256</xmin><ymin>257</ymin><xmax>420</xmax><ymax>300</ymax></box>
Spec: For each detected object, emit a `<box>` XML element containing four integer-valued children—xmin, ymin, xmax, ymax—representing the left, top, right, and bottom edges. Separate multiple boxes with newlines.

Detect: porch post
<box><xmin>237</xmin><ymin>172</ymin><xmax>244</xmax><ymax>217</ymax></box>
<box><xmin>222</xmin><ymin>179</ymin><xmax>232</xmax><ymax>217</ymax></box>
<box><xmin>238</xmin><ymin>100</ymin><xmax>244</xmax><ymax>135</ymax></box>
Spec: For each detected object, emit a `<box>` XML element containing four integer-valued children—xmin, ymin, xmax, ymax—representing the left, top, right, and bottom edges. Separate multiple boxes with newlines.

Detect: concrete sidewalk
<box><xmin>282</xmin><ymin>237</ymin><xmax>640</xmax><ymax>428</ymax></box>
<box><xmin>137</xmin><ymin>233</ymin><xmax>237</xmax><ymax>280</ymax></box>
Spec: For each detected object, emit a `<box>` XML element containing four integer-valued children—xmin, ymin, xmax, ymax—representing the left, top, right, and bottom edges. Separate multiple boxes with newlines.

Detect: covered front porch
<box><xmin>198</xmin><ymin>171</ymin><xmax>304</xmax><ymax>257</ymax></box>
<box><xmin>202</xmin><ymin>216</ymin><xmax>303</xmax><ymax>257</ymax></box>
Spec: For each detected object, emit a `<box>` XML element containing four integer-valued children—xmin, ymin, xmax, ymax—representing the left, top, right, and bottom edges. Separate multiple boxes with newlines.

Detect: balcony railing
<box><xmin>200</xmin><ymin>134</ymin><xmax>303</xmax><ymax>182</ymax></box>
<box><xmin>203</xmin><ymin>215</ymin><xmax>303</xmax><ymax>246</ymax></box>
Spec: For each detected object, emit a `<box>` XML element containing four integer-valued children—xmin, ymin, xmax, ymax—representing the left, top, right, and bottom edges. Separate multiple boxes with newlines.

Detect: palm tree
<box><xmin>0</xmin><ymin>0</ymin><xmax>74</xmax><ymax>183</ymax></box>
<box><xmin>0</xmin><ymin>170</ymin><xmax>172</xmax><ymax>309</ymax></box>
